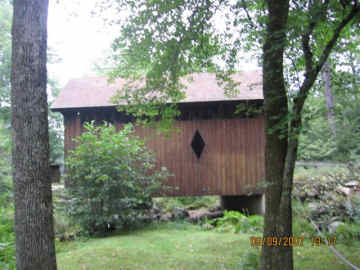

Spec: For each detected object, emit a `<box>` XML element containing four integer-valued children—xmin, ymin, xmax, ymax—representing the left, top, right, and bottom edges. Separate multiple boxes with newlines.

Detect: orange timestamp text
<box><xmin>250</xmin><ymin>236</ymin><xmax>304</xmax><ymax>247</ymax></box>
<box><xmin>250</xmin><ymin>236</ymin><xmax>337</xmax><ymax>247</ymax></box>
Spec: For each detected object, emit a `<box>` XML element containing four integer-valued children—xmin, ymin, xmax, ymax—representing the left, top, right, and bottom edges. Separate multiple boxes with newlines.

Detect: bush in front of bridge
<box><xmin>208</xmin><ymin>211</ymin><xmax>264</xmax><ymax>234</ymax></box>
<box><xmin>65</xmin><ymin>121</ymin><xmax>169</xmax><ymax>235</ymax></box>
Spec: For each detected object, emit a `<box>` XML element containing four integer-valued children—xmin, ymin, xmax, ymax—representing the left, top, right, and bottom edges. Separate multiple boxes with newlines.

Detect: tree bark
<box><xmin>11</xmin><ymin>0</ymin><xmax>57</xmax><ymax>269</ymax></box>
<box><xmin>261</xmin><ymin>1</ymin><xmax>291</xmax><ymax>269</ymax></box>
<box><xmin>349</xmin><ymin>52</ymin><xmax>359</xmax><ymax>93</ymax></box>
<box><xmin>321</xmin><ymin>61</ymin><xmax>337</xmax><ymax>138</ymax></box>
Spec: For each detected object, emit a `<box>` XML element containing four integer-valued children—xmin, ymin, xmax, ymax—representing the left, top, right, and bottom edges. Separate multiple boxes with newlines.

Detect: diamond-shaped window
<box><xmin>191</xmin><ymin>130</ymin><xmax>205</xmax><ymax>159</ymax></box>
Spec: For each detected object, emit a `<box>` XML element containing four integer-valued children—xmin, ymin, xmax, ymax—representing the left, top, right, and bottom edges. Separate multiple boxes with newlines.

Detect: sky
<box><xmin>47</xmin><ymin>0</ymin><xmax>117</xmax><ymax>87</ymax></box>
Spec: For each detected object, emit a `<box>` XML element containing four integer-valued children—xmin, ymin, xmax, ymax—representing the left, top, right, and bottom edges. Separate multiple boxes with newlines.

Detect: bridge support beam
<box><xmin>220</xmin><ymin>194</ymin><xmax>265</xmax><ymax>215</ymax></box>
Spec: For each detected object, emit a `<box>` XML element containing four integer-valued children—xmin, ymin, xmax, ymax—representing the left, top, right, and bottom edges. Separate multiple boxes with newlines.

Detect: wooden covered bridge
<box><xmin>51</xmin><ymin>72</ymin><xmax>266</xmax><ymax>214</ymax></box>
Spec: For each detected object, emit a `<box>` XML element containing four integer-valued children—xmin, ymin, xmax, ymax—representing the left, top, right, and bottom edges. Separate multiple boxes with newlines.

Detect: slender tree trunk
<box><xmin>11</xmin><ymin>0</ymin><xmax>57</xmax><ymax>269</ymax></box>
<box><xmin>321</xmin><ymin>61</ymin><xmax>336</xmax><ymax>138</ymax></box>
<box><xmin>261</xmin><ymin>1</ymin><xmax>292</xmax><ymax>270</ymax></box>
<box><xmin>349</xmin><ymin>52</ymin><xmax>359</xmax><ymax>93</ymax></box>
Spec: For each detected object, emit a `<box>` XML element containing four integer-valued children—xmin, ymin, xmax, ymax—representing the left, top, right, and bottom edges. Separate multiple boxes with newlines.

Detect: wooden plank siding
<box><xmin>60</xmin><ymin>102</ymin><xmax>265</xmax><ymax>197</ymax></box>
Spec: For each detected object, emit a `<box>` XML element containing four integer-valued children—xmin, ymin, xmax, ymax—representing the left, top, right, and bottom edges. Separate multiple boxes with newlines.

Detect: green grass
<box><xmin>56</xmin><ymin>222</ymin><xmax>360</xmax><ymax>270</ymax></box>
<box><xmin>294</xmin><ymin>242</ymin><xmax>360</xmax><ymax>270</ymax></box>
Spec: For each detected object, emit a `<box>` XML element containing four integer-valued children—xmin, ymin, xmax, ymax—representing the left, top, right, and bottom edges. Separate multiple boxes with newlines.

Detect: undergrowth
<box><xmin>207</xmin><ymin>211</ymin><xmax>264</xmax><ymax>234</ymax></box>
<box><xmin>0</xmin><ymin>204</ymin><xmax>15</xmax><ymax>270</ymax></box>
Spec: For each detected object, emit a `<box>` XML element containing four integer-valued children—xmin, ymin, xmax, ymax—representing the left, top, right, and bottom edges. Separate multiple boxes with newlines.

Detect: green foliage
<box><xmin>0</xmin><ymin>120</ymin><xmax>11</xmax><ymax>200</ymax></box>
<box><xmin>0</xmin><ymin>206</ymin><xmax>14</xmax><ymax>270</ymax></box>
<box><xmin>335</xmin><ymin>221</ymin><xmax>360</xmax><ymax>245</ymax></box>
<box><xmin>0</xmin><ymin>1</ymin><xmax>12</xmax><ymax>186</ymax></box>
<box><xmin>292</xmin><ymin>200</ymin><xmax>316</xmax><ymax>238</ymax></box>
<box><xmin>0</xmin><ymin>0</ymin><xmax>11</xmax><ymax>106</ymax></box>
<box><xmin>96</xmin><ymin>0</ymin><xmax>251</xmax><ymax>130</ymax></box>
<box><xmin>48</xmin><ymin>109</ymin><xmax>64</xmax><ymax>165</ymax></box>
<box><xmin>210</xmin><ymin>211</ymin><xmax>264</xmax><ymax>234</ymax></box>
<box><xmin>0</xmin><ymin>116</ymin><xmax>14</xmax><ymax>270</ymax></box>
<box><xmin>176</xmin><ymin>196</ymin><xmax>219</xmax><ymax>210</ymax></box>
<box><xmin>65</xmin><ymin>121</ymin><xmax>169</xmax><ymax>235</ymax></box>
<box><xmin>298</xmin><ymin>95</ymin><xmax>336</xmax><ymax>160</ymax></box>
<box><xmin>154</xmin><ymin>196</ymin><xmax>220</xmax><ymax>211</ymax></box>
<box><xmin>298</xmin><ymin>66</ymin><xmax>360</xmax><ymax>162</ymax></box>
<box><xmin>99</xmin><ymin>0</ymin><xmax>360</xmax><ymax>161</ymax></box>
<box><xmin>347</xmin><ymin>193</ymin><xmax>360</xmax><ymax>222</ymax></box>
<box><xmin>101</xmin><ymin>0</ymin><xmax>360</xmax><ymax>99</ymax></box>
<box><xmin>47</xmin><ymin>76</ymin><xmax>65</xmax><ymax>165</ymax></box>
<box><xmin>107</xmin><ymin>0</ymin><xmax>225</xmax><ymax>78</ymax></box>
<box><xmin>0</xmin><ymin>117</ymin><xmax>14</xmax><ymax>269</ymax></box>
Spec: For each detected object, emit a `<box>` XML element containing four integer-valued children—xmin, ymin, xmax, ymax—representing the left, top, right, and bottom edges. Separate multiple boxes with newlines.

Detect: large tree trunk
<box><xmin>11</xmin><ymin>1</ymin><xmax>57</xmax><ymax>269</ymax></box>
<box><xmin>261</xmin><ymin>1</ymin><xmax>292</xmax><ymax>270</ymax></box>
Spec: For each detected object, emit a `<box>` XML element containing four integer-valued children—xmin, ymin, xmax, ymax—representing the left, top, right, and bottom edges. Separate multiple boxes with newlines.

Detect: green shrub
<box><xmin>335</xmin><ymin>221</ymin><xmax>360</xmax><ymax>245</ymax></box>
<box><xmin>0</xmin><ymin>205</ymin><xmax>15</xmax><ymax>269</ymax></box>
<box><xmin>0</xmin><ymin>120</ymin><xmax>12</xmax><ymax>203</ymax></box>
<box><xmin>65</xmin><ymin>122</ymin><xmax>170</xmax><ymax>235</ymax></box>
<box><xmin>0</xmin><ymin>121</ymin><xmax>14</xmax><ymax>269</ymax></box>
<box><xmin>154</xmin><ymin>196</ymin><xmax>220</xmax><ymax>212</ymax></box>
<box><xmin>211</xmin><ymin>211</ymin><xmax>263</xmax><ymax>234</ymax></box>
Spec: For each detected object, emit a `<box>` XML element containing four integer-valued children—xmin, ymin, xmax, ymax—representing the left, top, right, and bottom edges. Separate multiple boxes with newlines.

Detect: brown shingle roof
<box><xmin>51</xmin><ymin>71</ymin><xmax>263</xmax><ymax>110</ymax></box>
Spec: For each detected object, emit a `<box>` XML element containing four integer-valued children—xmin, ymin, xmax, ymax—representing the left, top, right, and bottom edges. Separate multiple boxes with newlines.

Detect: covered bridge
<box><xmin>51</xmin><ymin>72</ymin><xmax>266</xmax><ymax>213</ymax></box>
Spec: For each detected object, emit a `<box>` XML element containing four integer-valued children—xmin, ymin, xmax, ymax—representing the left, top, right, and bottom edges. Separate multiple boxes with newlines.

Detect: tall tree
<box><xmin>262</xmin><ymin>1</ymin><xmax>359</xmax><ymax>269</ymax></box>
<box><xmin>321</xmin><ymin>61</ymin><xmax>336</xmax><ymax>138</ymax></box>
<box><xmin>261</xmin><ymin>1</ymin><xmax>291</xmax><ymax>268</ymax></box>
<box><xmin>99</xmin><ymin>0</ymin><xmax>360</xmax><ymax>269</ymax></box>
<box><xmin>11</xmin><ymin>0</ymin><xmax>57</xmax><ymax>269</ymax></box>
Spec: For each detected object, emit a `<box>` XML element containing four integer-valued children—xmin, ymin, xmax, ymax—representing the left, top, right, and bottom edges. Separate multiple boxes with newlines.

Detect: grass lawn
<box><xmin>56</xmin><ymin>222</ymin><xmax>360</xmax><ymax>270</ymax></box>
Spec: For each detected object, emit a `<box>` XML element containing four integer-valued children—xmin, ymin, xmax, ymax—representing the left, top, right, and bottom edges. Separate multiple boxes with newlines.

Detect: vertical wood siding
<box><xmin>62</xmin><ymin>107</ymin><xmax>265</xmax><ymax>196</ymax></box>
<box><xmin>133</xmin><ymin>117</ymin><xmax>265</xmax><ymax>196</ymax></box>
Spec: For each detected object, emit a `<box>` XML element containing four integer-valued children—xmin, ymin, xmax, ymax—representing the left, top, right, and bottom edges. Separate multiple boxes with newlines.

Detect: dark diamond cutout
<box><xmin>191</xmin><ymin>130</ymin><xmax>205</xmax><ymax>159</ymax></box>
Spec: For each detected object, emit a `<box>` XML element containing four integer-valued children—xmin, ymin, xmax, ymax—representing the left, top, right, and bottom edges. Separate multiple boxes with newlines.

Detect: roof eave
<box><xmin>51</xmin><ymin>98</ymin><xmax>264</xmax><ymax>113</ymax></box>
